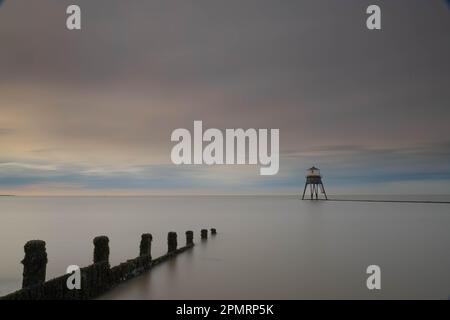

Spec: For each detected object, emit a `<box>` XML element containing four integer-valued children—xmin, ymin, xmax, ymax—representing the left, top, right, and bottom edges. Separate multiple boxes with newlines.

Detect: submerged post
<box><xmin>201</xmin><ymin>229</ymin><xmax>208</xmax><ymax>240</ymax></box>
<box><xmin>139</xmin><ymin>233</ymin><xmax>152</xmax><ymax>259</ymax></box>
<box><xmin>93</xmin><ymin>236</ymin><xmax>110</xmax><ymax>264</ymax></box>
<box><xmin>185</xmin><ymin>231</ymin><xmax>194</xmax><ymax>246</ymax></box>
<box><xmin>21</xmin><ymin>240</ymin><xmax>48</xmax><ymax>288</ymax></box>
<box><xmin>167</xmin><ymin>232</ymin><xmax>177</xmax><ymax>253</ymax></box>
<box><xmin>211</xmin><ymin>228</ymin><xmax>217</xmax><ymax>235</ymax></box>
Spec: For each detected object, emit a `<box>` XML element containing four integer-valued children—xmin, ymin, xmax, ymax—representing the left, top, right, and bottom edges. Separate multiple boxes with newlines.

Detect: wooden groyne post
<box><xmin>167</xmin><ymin>231</ymin><xmax>177</xmax><ymax>252</ymax></box>
<box><xmin>1</xmin><ymin>228</ymin><xmax>217</xmax><ymax>300</ymax></box>
<box><xmin>93</xmin><ymin>236</ymin><xmax>109</xmax><ymax>265</ymax></box>
<box><xmin>139</xmin><ymin>233</ymin><xmax>152</xmax><ymax>259</ymax></box>
<box><xmin>21</xmin><ymin>240</ymin><xmax>47</xmax><ymax>289</ymax></box>
<box><xmin>186</xmin><ymin>231</ymin><xmax>194</xmax><ymax>246</ymax></box>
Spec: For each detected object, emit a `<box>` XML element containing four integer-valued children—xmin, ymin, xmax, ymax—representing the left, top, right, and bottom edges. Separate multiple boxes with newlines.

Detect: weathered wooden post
<box><xmin>93</xmin><ymin>236</ymin><xmax>109</xmax><ymax>264</ymax></box>
<box><xmin>21</xmin><ymin>240</ymin><xmax>47</xmax><ymax>288</ymax></box>
<box><xmin>139</xmin><ymin>233</ymin><xmax>152</xmax><ymax>259</ymax></box>
<box><xmin>211</xmin><ymin>228</ymin><xmax>217</xmax><ymax>235</ymax></box>
<box><xmin>185</xmin><ymin>231</ymin><xmax>194</xmax><ymax>246</ymax></box>
<box><xmin>201</xmin><ymin>229</ymin><xmax>208</xmax><ymax>240</ymax></box>
<box><xmin>168</xmin><ymin>232</ymin><xmax>177</xmax><ymax>253</ymax></box>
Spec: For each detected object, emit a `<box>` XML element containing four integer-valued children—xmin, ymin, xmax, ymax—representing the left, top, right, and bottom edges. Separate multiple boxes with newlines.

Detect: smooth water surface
<box><xmin>0</xmin><ymin>196</ymin><xmax>449</xmax><ymax>299</ymax></box>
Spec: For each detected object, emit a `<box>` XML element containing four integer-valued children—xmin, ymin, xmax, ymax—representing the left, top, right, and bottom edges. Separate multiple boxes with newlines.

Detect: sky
<box><xmin>0</xmin><ymin>0</ymin><xmax>449</xmax><ymax>195</ymax></box>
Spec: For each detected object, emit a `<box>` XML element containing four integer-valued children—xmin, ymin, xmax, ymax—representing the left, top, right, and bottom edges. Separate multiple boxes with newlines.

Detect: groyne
<box><xmin>1</xmin><ymin>228</ymin><xmax>217</xmax><ymax>300</ymax></box>
<box><xmin>303</xmin><ymin>198</ymin><xmax>450</xmax><ymax>204</ymax></box>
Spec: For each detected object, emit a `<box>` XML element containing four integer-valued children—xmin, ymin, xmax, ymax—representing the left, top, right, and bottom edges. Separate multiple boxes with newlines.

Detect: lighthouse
<box><xmin>302</xmin><ymin>166</ymin><xmax>328</xmax><ymax>200</ymax></box>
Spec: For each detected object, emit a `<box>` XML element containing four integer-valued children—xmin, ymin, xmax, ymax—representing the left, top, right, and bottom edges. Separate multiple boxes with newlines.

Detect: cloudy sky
<box><xmin>0</xmin><ymin>0</ymin><xmax>449</xmax><ymax>195</ymax></box>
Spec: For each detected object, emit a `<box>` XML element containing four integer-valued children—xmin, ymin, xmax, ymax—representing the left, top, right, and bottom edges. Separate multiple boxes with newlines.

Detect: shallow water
<box><xmin>0</xmin><ymin>196</ymin><xmax>449</xmax><ymax>299</ymax></box>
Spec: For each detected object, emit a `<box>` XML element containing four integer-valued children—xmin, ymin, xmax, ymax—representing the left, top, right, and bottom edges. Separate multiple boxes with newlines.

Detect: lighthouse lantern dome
<box><xmin>307</xmin><ymin>166</ymin><xmax>320</xmax><ymax>177</ymax></box>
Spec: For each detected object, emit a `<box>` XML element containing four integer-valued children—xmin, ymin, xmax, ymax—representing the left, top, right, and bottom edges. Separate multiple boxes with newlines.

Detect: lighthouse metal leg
<box><xmin>310</xmin><ymin>184</ymin><xmax>313</xmax><ymax>199</ymax></box>
<box><xmin>321</xmin><ymin>183</ymin><xmax>328</xmax><ymax>200</ymax></box>
<box><xmin>302</xmin><ymin>183</ymin><xmax>308</xmax><ymax>200</ymax></box>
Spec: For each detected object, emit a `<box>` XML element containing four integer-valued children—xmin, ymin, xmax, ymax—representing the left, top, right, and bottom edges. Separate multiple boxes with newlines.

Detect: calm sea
<box><xmin>0</xmin><ymin>195</ymin><xmax>449</xmax><ymax>299</ymax></box>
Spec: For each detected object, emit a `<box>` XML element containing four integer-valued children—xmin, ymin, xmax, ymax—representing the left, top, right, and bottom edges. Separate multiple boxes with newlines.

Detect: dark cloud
<box><xmin>0</xmin><ymin>128</ymin><xmax>13</xmax><ymax>135</ymax></box>
<box><xmin>0</xmin><ymin>0</ymin><xmax>449</xmax><ymax>194</ymax></box>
